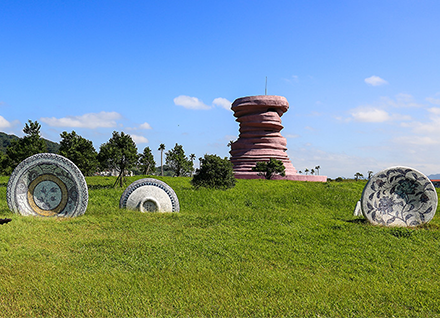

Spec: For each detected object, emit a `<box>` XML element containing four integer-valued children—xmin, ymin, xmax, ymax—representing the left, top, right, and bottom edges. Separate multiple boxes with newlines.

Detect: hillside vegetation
<box><xmin>0</xmin><ymin>132</ymin><xmax>60</xmax><ymax>154</ymax></box>
<box><xmin>1</xmin><ymin>176</ymin><xmax>440</xmax><ymax>317</ymax></box>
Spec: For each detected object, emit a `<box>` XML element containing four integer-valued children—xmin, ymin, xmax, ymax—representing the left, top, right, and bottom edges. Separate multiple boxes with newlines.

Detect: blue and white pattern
<box><xmin>7</xmin><ymin>153</ymin><xmax>88</xmax><ymax>217</ymax></box>
<box><xmin>361</xmin><ymin>166</ymin><xmax>437</xmax><ymax>227</ymax></box>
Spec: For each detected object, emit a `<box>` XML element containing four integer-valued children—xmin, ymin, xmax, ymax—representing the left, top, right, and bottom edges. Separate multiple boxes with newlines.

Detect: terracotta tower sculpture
<box><xmin>229</xmin><ymin>95</ymin><xmax>327</xmax><ymax>182</ymax></box>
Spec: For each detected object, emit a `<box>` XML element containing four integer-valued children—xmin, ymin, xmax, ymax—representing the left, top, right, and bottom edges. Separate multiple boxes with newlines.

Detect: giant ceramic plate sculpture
<box><xmin>120</xmin><ymin>178</ymin><xmax>179</xmax><ymax>212</ymax></box>
<box><xmin>7</xmin><ymin>153</ymin><xmax>88</xmax><ymax>217</ymax></box>
<box><xmin>361</xmin><ymin>166</ymin><xmax>437</xmax><ymax>227</ymax></box>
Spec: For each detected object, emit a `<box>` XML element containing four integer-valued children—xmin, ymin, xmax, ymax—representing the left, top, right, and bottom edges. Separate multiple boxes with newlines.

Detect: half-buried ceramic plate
<box><xmin>361</xmin><ymin>166</ymin><xmax>437</xmax><ymax>227</ymax></box>
<box><xmin>7</xmin><ymin>153</ymin><xmax>88</xmax><ymax>217</ymax></box>
<box><xmin>119</xmin><ymin>178</ymin><xmax>180</xmax><ymax>212</ymax></box>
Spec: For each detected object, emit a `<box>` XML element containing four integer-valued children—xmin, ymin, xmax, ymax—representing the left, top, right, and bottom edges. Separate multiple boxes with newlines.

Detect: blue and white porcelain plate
<box><xmin>7</xmin><ymin>153</ymin><xmax>88</xmax><ymax>217</ymax></box>
<box><xmin>361</xmin><ymin>166</ymin><xmax>437</xmax><ymax>227</ymax></box>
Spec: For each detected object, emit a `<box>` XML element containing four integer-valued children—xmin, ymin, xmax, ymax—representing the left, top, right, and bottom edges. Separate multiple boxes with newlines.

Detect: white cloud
<box><xmin>394</xmin><ymin>105</ymin><xmax>440</xmax><ymax>156</ymax></box>
<box><xmin>394</xmin><ymin>135</ymin><xmax>439</xmax><ymax>146</ymax></box>
<box><xmin>40</xmin><ymin>111</ymin><xmax>122</xmax><ymax>129</ymax></box>
<box><xmin>365</xmin><ymin>76</ymin><xmax>388</xmax><ymax>86</ymax></box>
<box><xmin>139</xmin><ymin>122</ymin><xmax>152</xmax><ymax>130</ymax></box>
<box><xmin>131</xmin><ymin>134</ymin><xmax>149</xmax><ymax>144</ymax></box>
<box><xmin>350</xmin><ymin>107</ymin><xmax>391</xmax><ymax>123</ymax></box>
<box><xmin>285</xmin><ymin>134</ymin><xmax>300</xmax><ymax>138</ymax></box>
<box><xmin>404</xmin><ymin>109</ymin><xmax>440</xmax><ymax>134</ymax></box>
<box><xmin>126</xmin><ymin>122</ymin><xmax>153</xmax><ymax>131</ymax></box>
<box><xmin>174</xmin><ymin>95</ymin><xmax>232</xmax><ymax>110</ymax></box>
<box><xmin>426</xmin><ymin>97</ymin><xmax>440</xmax><ymax>105</ymax></box>
<box><xmin>212</xmin><ymin>97</ymin><xmax>231</xmax><ymax>110</ymax></box>
<box><xmin>284</xmin><ymin>75</ymin><xmax>299</xmax><ymax>84</ymax></box>
<box><xmin>0</xmin><ymin>116</ymin><xmax>12</xmax><ymax>129</ymax></box>
<box><xmin>382</xmin><ymin>93</ymin><xmax>423</xmax><ymax>108</ymax></box>
<box><xmin>428</xmin><ymin>107</ymin><xmax>440</xmax><ymax>115</ymax></box>
<box><xmin>174</xmin><ymin>95</ymin><xmax>211</xmax><ymax>110</ymax></box>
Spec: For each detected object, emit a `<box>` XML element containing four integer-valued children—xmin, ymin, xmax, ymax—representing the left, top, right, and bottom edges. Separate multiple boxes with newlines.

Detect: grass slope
<box><xmin>0</xmin><ymin>176</ymin><xmax>440</xmax><ymax>317</ymax></box>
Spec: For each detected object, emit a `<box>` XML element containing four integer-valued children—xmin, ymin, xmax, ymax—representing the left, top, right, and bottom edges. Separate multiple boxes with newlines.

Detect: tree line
<box><xmin>297</xmin><ymin>166</ymin><xmax>321</xmax><ymax>175</ymax></box>
<box><xmin>1</xmin><ymin>120</ymin><xmax>291</xmax><ymax>189</ymax></box>
<box><xmin>0</xmin><ymin>120</ymin><xmax>198</xmax><ymax>186</ymax></box>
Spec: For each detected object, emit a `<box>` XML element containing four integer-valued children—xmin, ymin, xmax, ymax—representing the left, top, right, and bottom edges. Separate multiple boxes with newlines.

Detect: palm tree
<box><xmin>305</xmin><ymin>168</ymin><xmax>309</xmax><ymax>175</ymax></box>
<box><xmin>311</xmin><ymin>168</ymin><xmax>315</xmax><ymax>175</ymax></box>
<box><xmin>315</xmin><ymin>166</ymin><xmax>320</xmax><ymax>175</ymax></box>
<box><xmin>189</xmin><ymin>153</ymin><xmax>196</xmax><ymax>176</ymax></box>
<box><xmin>158</xmin><ymin>143</ymin><xmax>165</xmax><ymax>176</ymax></box>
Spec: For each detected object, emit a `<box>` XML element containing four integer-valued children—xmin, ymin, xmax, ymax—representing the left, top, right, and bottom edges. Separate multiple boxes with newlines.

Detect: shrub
<box><xmin>191</xmin><ymin>154</ymin><xmax>236</xmax><ymax>189</ymax></box>
<box><xmin>252</xmin><ymin>158</ymin><xmax>285</xmax><ymax>180</ymax></box>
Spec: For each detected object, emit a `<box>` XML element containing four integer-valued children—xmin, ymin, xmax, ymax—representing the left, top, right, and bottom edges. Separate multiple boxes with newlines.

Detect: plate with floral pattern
<box><xmin>361</xmin><ymin>166</ymin><xmax>437</xmax><ymax>227</ymax></box>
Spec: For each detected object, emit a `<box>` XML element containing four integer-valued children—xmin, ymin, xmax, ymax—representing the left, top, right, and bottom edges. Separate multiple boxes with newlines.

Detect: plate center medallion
<box><xmin>142</xmin><ymin>199</ymin><xmax>159</xmax><ymax>212</ymax></box>
<box><xmin>33</xmin><ymin>180</ymin><xmax>62</xmax><ymax>210</ymax></box>
<box><xmin>28</xmin><ymin>174</ymin><xmax>68</xmax><ymax>216</ymax></box>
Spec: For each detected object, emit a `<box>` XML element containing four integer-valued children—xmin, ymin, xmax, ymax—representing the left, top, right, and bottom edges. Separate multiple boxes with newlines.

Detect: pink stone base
<box><xmin>234</xmin><ymin>172</ymin><xmax>327</xmax><ymax>182</ymax></box>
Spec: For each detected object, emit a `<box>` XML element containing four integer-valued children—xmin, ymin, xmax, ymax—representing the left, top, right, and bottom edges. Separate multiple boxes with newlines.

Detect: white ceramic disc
<box><xmin>119</xmin><ymin>178</ymin><xmax>179</xmax><ymax>212</ymax></box>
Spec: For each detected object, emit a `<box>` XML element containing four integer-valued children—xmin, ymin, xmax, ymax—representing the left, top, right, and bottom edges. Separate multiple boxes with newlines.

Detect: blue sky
<box><xmin>1</xmin><ymin>0</ymin><xmax>440</xmax><ymax>179</ymax></box>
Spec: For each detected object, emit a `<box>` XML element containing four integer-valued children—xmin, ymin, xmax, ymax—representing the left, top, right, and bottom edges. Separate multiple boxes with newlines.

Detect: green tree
<box><xmin>252</xmin><ymin>158</ymin><xmax>286</xmax><ymax>180</ymax></box>
<box><xmin>0</xmin><ymin>152</ymin><xmax>11</xmax><ymax>175</ymax></box>
<box><xmin>189</xmin><ymin>153</ymin><xmax>196</xmax><ymax>176</ymax></box>
<box><xmin>354</xmin><ymin>172</ymin><xmax>364</xmax><ymax>181</ymax></box>
<box><xmin>6</xmin><ymin>120</ymin><xmax>47</xmax><ymax>170</ymax></box>
<box><xmin>165</xmin><ymin>143</ymin><xmax>193</xmax><ymax>177</ymax></box>
<box><xmin>98</xmin><ymin>131</ymin><xmax>138</xmax><ymax>187</ymax></box>
<box><xmin>58</xmin><ymin>131</ymin><xmax>98</xmax><ymax>176</ymax></box>
<box><xmin>154</xmin><ymin>164</ymin><xmax>174</xmax><ymax>177</ymax></box>
<box><xmin>139</xmin><ymin>146</ymin><xmax>156</xmax><ymax>175</ymax></box>
<box><xmin>158</xmin><ymin>143</ymin><xmax>165</xmax><ymax>176</ymax></box>
<box><xmin>191</xmin><ymin>154</ymin><xmax>236</xmax><ymax>189</ymax></box>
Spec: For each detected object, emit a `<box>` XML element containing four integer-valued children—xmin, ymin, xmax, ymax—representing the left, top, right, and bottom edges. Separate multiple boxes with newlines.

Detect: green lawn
<box><xmin>1</xmin><ymin>176</ymin><xmax>440</xmax><ymax>317</ymax></box>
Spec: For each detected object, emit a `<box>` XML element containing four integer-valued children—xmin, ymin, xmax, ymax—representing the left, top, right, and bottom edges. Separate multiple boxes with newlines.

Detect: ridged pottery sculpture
<box><xmin>230</xmin><ymin>95</ymin><xmax>326</xmax><ymax>181</ymax></box>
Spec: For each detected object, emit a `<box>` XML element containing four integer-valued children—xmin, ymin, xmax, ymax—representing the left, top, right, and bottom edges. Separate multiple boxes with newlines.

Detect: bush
<box><xmin>252</xmin><ymin>158</ymin><xmax>285</xmax><ymax>180</ymax></box>
<box><xmin>191</xmin><ymin>154</ymin><xmax>236</xmax><ymax>189</ymax></box>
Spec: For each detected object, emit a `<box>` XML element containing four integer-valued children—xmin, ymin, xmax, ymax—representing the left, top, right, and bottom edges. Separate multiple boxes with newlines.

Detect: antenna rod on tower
<box><xmin>265</xmin><ymin>77</ymin><xmax>267</xmax><ymax>95</ymax></box>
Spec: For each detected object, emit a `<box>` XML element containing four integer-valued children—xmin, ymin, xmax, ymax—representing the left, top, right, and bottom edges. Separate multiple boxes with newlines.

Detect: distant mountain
<box><xmin>428</xmin><ymin>174</ymin><xmax>440</xmax><ymax>180</ymax></box>
<box><xmin>0</xmin><ymin>132</ymin><xmax>18</xmax><ymax>153</ymax></box>
<box><xmin>0</xmin><ymin>132</ymin><xmax>60</xmax><ymax>154</ymax></box>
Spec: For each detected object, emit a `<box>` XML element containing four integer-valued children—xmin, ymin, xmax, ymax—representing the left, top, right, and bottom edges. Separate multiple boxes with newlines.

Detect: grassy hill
<box><xmin>0</xmin><ymin>132</ymin><xmax>60</xmax><ymax>154</ymax></box>
<box><xmin>1</xmin><ymin>176</ymin><xmax>439</xmax><ymax>317</ymax></box>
